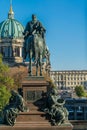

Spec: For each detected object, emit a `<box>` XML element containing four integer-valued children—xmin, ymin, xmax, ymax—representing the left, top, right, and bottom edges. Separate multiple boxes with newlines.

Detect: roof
<box><xmin>0</xmin><ymin>5</ymin><xmax>24</xmax><ymax>39</ymax></box>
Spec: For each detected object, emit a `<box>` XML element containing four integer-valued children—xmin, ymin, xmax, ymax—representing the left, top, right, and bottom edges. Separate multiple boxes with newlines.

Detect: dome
<box><xmin>0</xmin><ymin>5</ymin><xmax>24</xmax><ymax>39</ymax></box>
<box><xmin>0</xmin><ymin>19</ymin><xmax>24</xmax><ymax>38</ymax></box>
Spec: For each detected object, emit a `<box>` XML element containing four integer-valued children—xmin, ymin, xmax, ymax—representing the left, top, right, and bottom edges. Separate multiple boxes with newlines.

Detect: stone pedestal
<box><xmin>15</xmin><ymin>122</ymin><xmax>73</xmax><ymax>130</ymax></box>
<box><xmin>22</xmin><ymin>76</ymin><xmax>49</xmax><ymax>102</ymax></box>
<box><xmin>0</xmin><ymin>76</ymin><xmax>73</xmax><ymax>130</ymax></box>
<box><xmin>0</xmin><ymin>101</ymin><xmax>73</xmax><ymax>130</ymax></box>
<box><xmin>0</xmin><ymin>122</ymin><xmax>73</xmax><ymax>130</ymax></box>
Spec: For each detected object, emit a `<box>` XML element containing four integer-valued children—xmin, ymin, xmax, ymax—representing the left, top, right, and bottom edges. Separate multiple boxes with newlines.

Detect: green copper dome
<box><xmin>0</xmin><ymin>5</ymin><xmax>24</xmax><ymax>38</ymax></box>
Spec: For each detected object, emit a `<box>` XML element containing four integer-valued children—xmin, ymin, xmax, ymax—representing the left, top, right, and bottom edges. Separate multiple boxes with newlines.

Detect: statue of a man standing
<box><xmin>23</xmin><ymin>14</ymin><xmax>46</xmax><ymax>59</ymax></box>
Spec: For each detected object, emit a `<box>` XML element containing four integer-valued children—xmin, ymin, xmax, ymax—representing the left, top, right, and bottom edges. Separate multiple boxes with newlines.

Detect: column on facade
<box><xmin>12</xmin><ymin>46</ymin><xmax>15</xmax><ymax>57</ymax></box>
<box><xmin>20</xmin><ymin>47</ymin><xmax>22</xmax><ymax>57</ymax></box>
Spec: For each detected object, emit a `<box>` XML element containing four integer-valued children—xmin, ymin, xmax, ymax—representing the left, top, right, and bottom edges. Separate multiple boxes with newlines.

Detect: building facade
<box><xmin>0</xmin><ymin>5</ymin><xmax>24</xmax><ymax>63</ymax></box>
<box><xmin>65</xmin><ymin>98</ymin><xmax>87</xmax><ymax>120</ymax></box>
<box><xmin>50</xmin><ymin>70</ymin><xmax>87</xmax><ymax>90</ymax></box>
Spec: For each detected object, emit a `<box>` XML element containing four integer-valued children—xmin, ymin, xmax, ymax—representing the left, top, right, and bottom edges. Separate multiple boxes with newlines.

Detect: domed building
<box><xmin>0</xmin><ymin>5</ymin><xmax>24</xmax><ymax>63</ymax></box>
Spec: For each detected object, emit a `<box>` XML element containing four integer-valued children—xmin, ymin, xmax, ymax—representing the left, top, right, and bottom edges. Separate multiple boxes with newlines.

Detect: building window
<box><xmin>81</xmin><ymin>82</ymin><xmax>83</xmax><ymax>85</ymax></box>
<box><xmin>81</xmin><ymin>77</ymin><xmax>82</xmax><ymax>80</ymax></box>
<box><xmin>71</xmin><ymin>77</ymin><xmax>73</xmax><ymax>80</ymax></box>
<box><xmin>78</xmin><ymin>82</ymin><xmax>80</xmax><ymax>85</ymax></box>
<box><xmin>4</xmin><ymin>47</ymin><xmax>9</xmax><ymax>57</ymax></box>
<box><xmin>61</xmin><ymin>75</ymin><xmax>63</xmax><ymax>80</ymax></box>
<box><xmin>68</xmin><ymin>82</ymin><xmax>70</xmax><ymax>85</ymax></box>
<box><xmin>74</xmin><ymin>77</ymin><xmax>76</xmax><ymax>80</ymax></box>
<box><xmin>15</xmin><ymin>47</ymin><xmax>20</xmax><ymax>57</ymax></box>
<box><xmin>0</xmin><ymin>46</ymin><xmax>5</xmax><ymax>56</ymax></box>
<box><xmin>77</xmin><ymin>77</ymin><xmax>79</xmax><ymax>80</ymax></box>
<box><xmin>74</xmin><ymin>82</ymin><xmax>76</xmax><ymax>85</ymax></box>
<box><xmin>71</xmin><ymin>82</ymin><xmax>73</xmax><ymax>85</ymax></box>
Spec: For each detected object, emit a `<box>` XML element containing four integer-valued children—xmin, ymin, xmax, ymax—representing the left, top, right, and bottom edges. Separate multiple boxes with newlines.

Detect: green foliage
<box><xmin>0</xmin><ymin>85</ymin><xmax>11</xmax><ymax>111</ymax></box>
<box><xmin>75</xmin><ymin>85</ymin><xmax>86</xmax><ymax>97</ymax></box>
<box><xmin>12</xmin><ymin>72</ymin><xmax>24</xmax><ymax>89</ymax></box>
<box><xmin>0</xmin><ymin>54</ymin><xmax>14</xmax><ymax>90</ymax></box>
<box><xmin>0</xmin><ymin>54</ymin><xmax>14</xmax><ymax>110</ymax></box>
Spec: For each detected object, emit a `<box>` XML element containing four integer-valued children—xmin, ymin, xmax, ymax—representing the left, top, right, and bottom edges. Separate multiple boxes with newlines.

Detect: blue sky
<box><xmin>0</xmin><ymin>0</ymin><xmax>87</xmax><ymax>70</ymax></box>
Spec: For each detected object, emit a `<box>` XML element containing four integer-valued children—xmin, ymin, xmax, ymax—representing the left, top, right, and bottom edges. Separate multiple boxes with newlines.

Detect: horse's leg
<box><xmin>35</xmin><ymin>45</ymin><xmax>39</xmax><ymax>76</ymax></box>
<box><xmin>29</xmin><ymin>49</ymin><xmax>32</xmax><ymax>76</ymax></box>
<box><xmin>36</xmin><ymin>59</ymin><xmax>38</xmax><ymax>76</ymax></box>
<box><xmin>40</xmin><ymin>54</ymin><xmax>42</xmax><ymax>76</ymax></box>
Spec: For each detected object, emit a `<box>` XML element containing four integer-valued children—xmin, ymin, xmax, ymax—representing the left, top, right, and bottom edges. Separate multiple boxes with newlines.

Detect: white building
<box><xmin>50</xmin><ymin>70</ymin><xmax>87</xmax><ymax>90</ymax></box>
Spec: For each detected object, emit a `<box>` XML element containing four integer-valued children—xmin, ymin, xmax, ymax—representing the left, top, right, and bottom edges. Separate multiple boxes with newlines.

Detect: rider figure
<box><xmin>23</xmin><ymin>14</ymin><xmax>46</xmax><ymax>59</ymax></box>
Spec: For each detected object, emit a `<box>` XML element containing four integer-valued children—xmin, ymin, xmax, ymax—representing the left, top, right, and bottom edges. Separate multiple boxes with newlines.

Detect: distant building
<box><xmin>0</xmin><ymin>4</ymin><xmax>24</xmax><ymax>63</ymax></box>
<box><xmin>50</xmin><ymin>70</ymin><xmax>87</xmax><ymax>90</ymax></box>
<box><xmin>65</xmin><ymin>98</ymin><xmax>87</xmax><ymax>120</ymax></box>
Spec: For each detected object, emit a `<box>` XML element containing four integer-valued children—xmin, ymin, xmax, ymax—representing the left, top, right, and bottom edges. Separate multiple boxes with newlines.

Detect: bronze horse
<box><xmin>24</xmin><ymin>32</ymin><xmax>50</xmax><ymax>76</ymax></box>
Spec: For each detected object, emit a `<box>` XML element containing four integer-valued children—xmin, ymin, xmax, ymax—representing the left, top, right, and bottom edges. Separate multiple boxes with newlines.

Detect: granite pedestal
<box><xmin>0</xmin><ymin>76</ymin><xmax>73</xmax><ymax>130</ymax></box>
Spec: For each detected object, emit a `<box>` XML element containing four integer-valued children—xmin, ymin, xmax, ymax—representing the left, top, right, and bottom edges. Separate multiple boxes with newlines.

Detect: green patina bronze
<box><xmin>23</xmin><ymin>14</ymin><xmax>50</xmax><ymax>76</ymax></box>
<box><xmin>1</xmin><ymin>90</ymin><xmax>28</xmax><ymax>126</ymax></box>
<box><xmin>0</xmin><ymin>6</ymin><xmax>24</xmax><ymax>39</ymax></box>
<box><xmin>43</xmin><ymin>87</ymin><xmax>69</xmax><ymax>126</ymax></box>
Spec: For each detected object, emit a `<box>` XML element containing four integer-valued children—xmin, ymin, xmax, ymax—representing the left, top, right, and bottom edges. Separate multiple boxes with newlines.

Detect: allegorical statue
<box><xmin>23</xmin><ymin>14</ymin><xmax>50</xmax><ymax>76</ymax></box>
<box><xmin>2</xmin><ymin>90</ymin><xmax>28</xmax><ymax>126</ymax></box>
<box><xmin>44</xmin><ymin>88</ymin><xmax>69</xmax><ymax>126</ymax></box>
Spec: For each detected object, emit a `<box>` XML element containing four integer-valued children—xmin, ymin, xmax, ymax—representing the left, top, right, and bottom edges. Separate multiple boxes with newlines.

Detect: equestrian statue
<box><xmin>23</xmin><ymin>14</ymin><xmax>51</xmax><ymax>76</ymax></box>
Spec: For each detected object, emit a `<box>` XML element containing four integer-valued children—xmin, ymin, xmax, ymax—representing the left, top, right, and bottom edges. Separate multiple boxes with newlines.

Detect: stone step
<box><xmin>0</xmin><ymin>123</ymin><xmax>73</xmax><ymax>130</ymax></box>
<box><xmin>27</xmin><ymin>102</ymin><xmax>44</xmax><ymax>111</ymax></box>
<box><xmin>19</xmin><ymin>111</ymin><xmax>45</xmax><ymax>115</ymax></box>
<box><xmin>16</xmin><ymin>111</ymin><xmax>47</xmax><ymax>122</ymax></box>
<box><xmin>16</xmin><ymin>121</ymin><xmax>50</xmax><ymax>126</ymax></box>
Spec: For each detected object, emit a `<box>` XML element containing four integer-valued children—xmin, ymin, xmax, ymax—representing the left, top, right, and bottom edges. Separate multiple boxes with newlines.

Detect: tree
<box><xmin>0</xmin><ymin>85</ymin><xmax>11</xmax><ymax>110</ymax></box>
<box><xmin>9</xmin><ymin>65</ymin><xmax>28</xmax><ymax>90</ymax></box>
<box><xmin>75</xmin><ymin>85</ymin><xmax>86</xmax><ymax>98</ymax></box>
<box><xmin>0</xmin><ymin>54</ymin><xmax>14</xmax><ymax>110</ymax></box>
<box><xmin>0</xmin><ymin>54</ymin><xmax>14</xmax><ymax>89</ymax></box>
